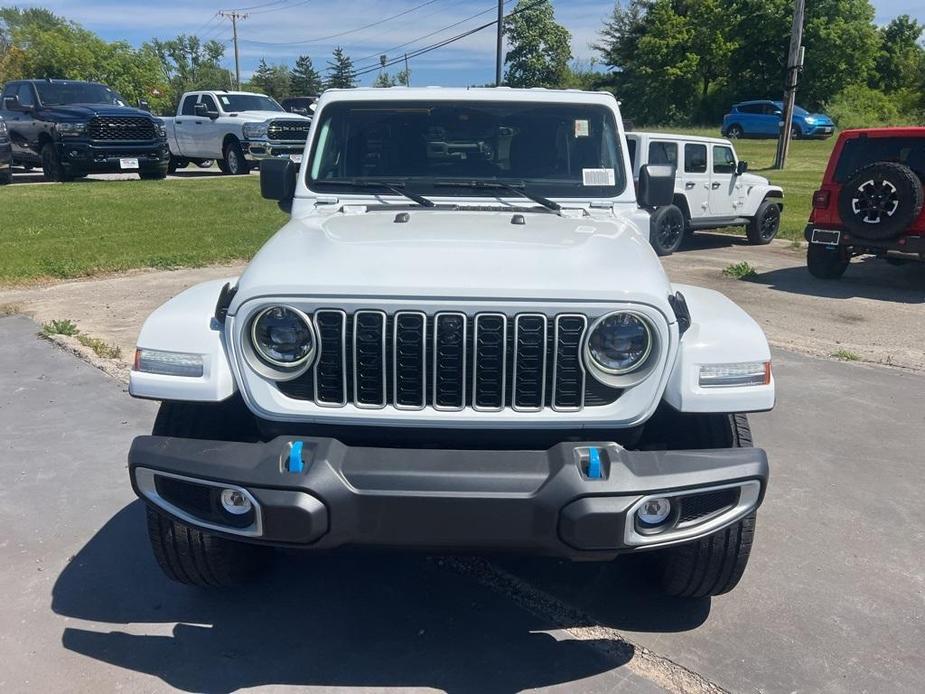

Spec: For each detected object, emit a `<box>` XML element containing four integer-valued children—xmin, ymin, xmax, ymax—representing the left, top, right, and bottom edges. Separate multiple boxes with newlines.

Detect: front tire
<box><xmin>41</xmin><ymin>143</ymin><xmax>72</xmax><ymax>182</ymax></box>
<box><xmin>746</xmin><ymin>200</ymin><xmax>781</xmax><ymax>245</ymax></box>
<box><xmin>0</xmin><ymin>169</ymin><xmax>10</xmax><ymax>185</ymax></box>
<box><xmin>726</xmin><ymin>124</ymin><xmax>744</xmax><ymax>139</ymax></box>
<box><xmin>807</xmin><ymin>243</ymin><xmax>850</xmax><ymax>279</ymax></box>
<box><xmin>648</xmin><ymin>204</ymin><xmax>685</xmax><ymax>256</ymax></box>
<box><xmin>652</xmin><ymin>414</ymin><xmax>757</xmax><ymax>598</ymax></box>
<box><xmin>222</xmin><ymin>141</ymin><xmax>249</xmax><ymax>175</ymax></box>
<box><xmin>145</xmin><ymin>400</ymin><xmax>268</xmax><ymax>587</ymax></box>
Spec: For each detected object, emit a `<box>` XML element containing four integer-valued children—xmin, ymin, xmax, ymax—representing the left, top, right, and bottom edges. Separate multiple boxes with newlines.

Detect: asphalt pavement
<box><xmin>1</xmin><ymin>315</ymin><xmax>923</xmax><ymax>693</ymax></box>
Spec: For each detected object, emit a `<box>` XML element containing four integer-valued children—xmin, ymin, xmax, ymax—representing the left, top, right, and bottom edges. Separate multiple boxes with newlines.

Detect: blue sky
<box><xmin>10</xmin><ymin>0</ymin><xmax>925</xmax><ymax>87</ymax></box>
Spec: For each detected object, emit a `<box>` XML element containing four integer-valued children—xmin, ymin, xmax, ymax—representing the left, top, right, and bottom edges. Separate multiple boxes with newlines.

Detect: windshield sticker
<box><xmin>574</xmin><ymin>119</ymin><xmax>590</xmax><ymax>137</ymax></box>
<box><xmin>220</xmin><ymin>96</ymin><xmax>230</xmax><ymax>105</ymax></box>
<box><xmin>582</xmin><ymin>168</ymin><xmax>615</xmax><ymax>186</ymax></box>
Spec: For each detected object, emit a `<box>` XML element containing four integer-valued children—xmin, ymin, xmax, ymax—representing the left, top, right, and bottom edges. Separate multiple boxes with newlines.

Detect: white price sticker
<box><xmin>574</xmin><ymin>119</ymin><xmax>590</xmax><ymax>137</ymax></box>
<box><xmin>582</xmin><ymin>168</ymin><xmax>615</xmax><ymax>186</ymax></box>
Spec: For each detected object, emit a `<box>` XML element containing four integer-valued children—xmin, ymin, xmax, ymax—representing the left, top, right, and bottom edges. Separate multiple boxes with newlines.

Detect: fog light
<box><xmin>220</xmin><ymin>488</ymin><xmax>252</xmax><ymax>515</ymax></box>
<box><xmin>637</xmin><ymin>498</ymin><xmax>671</xmax><ymax>526</ymax></box>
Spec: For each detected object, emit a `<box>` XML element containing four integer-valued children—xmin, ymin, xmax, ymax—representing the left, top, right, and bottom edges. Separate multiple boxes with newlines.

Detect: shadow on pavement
<box><xmin>676</xmin><ymin>231</ymin><xmax>750</xmax><ymax>252</ymax></box>
<box><xmin>749</xmin><ymin>255</ymin><xmax>925</xmax><ymax>304</ymax></box>
<box><xmin>52</xmin><ymin>502</ymin><xmax>702</xmax><ymax>693</ymax></box>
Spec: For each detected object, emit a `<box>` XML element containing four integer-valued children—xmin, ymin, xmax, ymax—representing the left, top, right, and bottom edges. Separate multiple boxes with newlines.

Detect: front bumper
<box><xmin>129</xmin><ymin>435</ymin><xmax>768</xmax><ymax>560</ymax></box>
<box><xmin>802</xmin><ymin>124</ymin><xmax>834</xmax><ymax>138</ymax></box>
<box><xmin>56</xmin><ymin>140</ymin><xmax>169</xmax><ymax>174</ymax></box>
<box><xmin>242</xmin><ymin>139</ymin><xmax>305</xmax><ymax>162</ymax></box>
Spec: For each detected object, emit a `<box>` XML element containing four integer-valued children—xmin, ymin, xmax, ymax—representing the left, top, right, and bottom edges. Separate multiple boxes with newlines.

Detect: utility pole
<box><xmin>404</xmin><ymin>53</ymin><xmax>410</xmax><ymax>86</ymax></box>
<box><xmin>773</xmin><ymin>0</ymin><xmax>805</xmax><ymax>169</ymax></box>
<box><xmin>495</xmin><ymin>0</ymin><xmax>504</xmax><ymax>86</ymax></box>
<box><xmin>219</xmin><ymin>10</ymin><xmax>247</xmax><ymax>90</ymax></box>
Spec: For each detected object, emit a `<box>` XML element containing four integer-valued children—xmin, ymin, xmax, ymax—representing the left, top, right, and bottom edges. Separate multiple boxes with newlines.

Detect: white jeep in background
<box><xmin>626</xmin><ymin>132</ymin><xmax>784</xmax><ymax>255</ymax></box>
<box><xmin>162</xmin><ymin>90</ymin><xmax>311</xmax><ymax>175</ymax></box>
<box><xmin>128</xmin><ymin>87</ymin><xmax>774</xmax><ymax>599</ymax></box>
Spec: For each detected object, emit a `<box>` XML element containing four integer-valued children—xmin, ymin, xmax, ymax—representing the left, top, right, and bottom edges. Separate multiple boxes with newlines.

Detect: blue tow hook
<box><xmin>587</xmin><ymin>447</ymin><xmax>603</xmax><ymax>480</ymax></box>
<box><xmin>288</xmin><ymin>440</ymin><xmax>305</xmax><ymax>473</ymax></box>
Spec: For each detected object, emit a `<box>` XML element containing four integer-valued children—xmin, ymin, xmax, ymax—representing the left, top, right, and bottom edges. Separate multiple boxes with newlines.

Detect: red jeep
<box><xmin>804</xmin><ymin>127</ymin><xmax>925</xmax><ymax>279</ymax></box>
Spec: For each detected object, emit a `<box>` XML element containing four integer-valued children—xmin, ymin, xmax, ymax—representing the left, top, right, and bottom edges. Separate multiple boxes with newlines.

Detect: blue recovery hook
<box><xmin>288</xmin><ymin>440</ymin><xmax>305</xmax><ymax>473</ymax></box>
<box><xmin>587</xmin><ymin>447</ymin><xmax>603</xmax><ymax>480</ymax></box>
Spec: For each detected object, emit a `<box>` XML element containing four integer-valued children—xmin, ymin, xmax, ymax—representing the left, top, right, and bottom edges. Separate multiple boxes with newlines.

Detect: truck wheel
<box><xmin>41</xmin><ymin>143</ymin><xmax>72</xmax><ymax>182</ymax></box>
<box><xmin>145</xmin><ymin>400</ymin><xmax>268</xmax><ymax>587</ymax></box>
<box><xmin>807</xmin><ymin>243</ymin><xmax>850</xmax><ymax>280</ymax></box>
<box><xmin>746</xmin><ymin>200</ymin><xmax>781</xmax><ymax>244</ymax></box>
<box><xmin>222</xmin><ymin>141</ymin><xmax>249</xmax><ymax>175</ymax></box>
<box><xmin>726</xmin><ymin>124</ymin><xmax>743</xmax><ymax>139</ymax></box>
<box><xmin>648</xmin><ymin>204</ymin><xmax>685</xmax><ymax>256</ymax></box>
<box><xmin>196</xmin><ymin>159</ymin><xmax>215</xmax><ymax>169</ymax></box>
<box><xmin>0</xmin><ymin>169</ymin><xmax>10</xmax><ymax>185</ymax></box>
<box><xmin>652</xmin><ymin>414</ymin><xmax>757</xmax><ymax>598</ymax></box>
<box><xmin>167</xmin><ymin>156</ymin><xmax>187</xmax><ymax>174</ymax></box>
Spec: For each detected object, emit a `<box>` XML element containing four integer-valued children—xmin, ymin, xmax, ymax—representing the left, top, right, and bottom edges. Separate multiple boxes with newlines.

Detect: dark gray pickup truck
<box><xmin>0</xmin><ymin>79</ymin><xmax>169</xmax><ymax>182</ymax></box>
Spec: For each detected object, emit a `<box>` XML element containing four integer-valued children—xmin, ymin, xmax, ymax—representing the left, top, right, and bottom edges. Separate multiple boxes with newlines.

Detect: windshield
<box><xmin>35</xmin><ymin>82</ymin><xmax>125</xmax><ymax>107</ymax></box>
<box><xmin>773</xmin><ymin>101</ymin><xmax>809</xmax><ymax>116</ymax></box>
<box><xmin>308</xmin><ymin>100</ymin><xmax>626</xmax><ymax>198</ymax></box>
<box><xmin>219</xmin><ymin>94</ymin><xmax>283</xmax><ymax>112</ymax></box>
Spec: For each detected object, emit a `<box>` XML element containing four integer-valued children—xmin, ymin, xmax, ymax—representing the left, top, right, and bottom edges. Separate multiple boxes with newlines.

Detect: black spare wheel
<box><xmin>837</xmin><ymin>162</ymin><xmax>923</xmax><ymax>240</ymax></box>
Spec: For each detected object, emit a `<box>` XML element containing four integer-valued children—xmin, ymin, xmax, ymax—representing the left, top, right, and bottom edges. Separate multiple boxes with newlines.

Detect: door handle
<box><xmin>685</xmin><ymin>182</ymin><xmax>696</xmax><ymax>189</ymax></box>
<box><xmin>711</xmin><ymin>182</ymin><xmax>721</xmax><ymax>189</ymax></box>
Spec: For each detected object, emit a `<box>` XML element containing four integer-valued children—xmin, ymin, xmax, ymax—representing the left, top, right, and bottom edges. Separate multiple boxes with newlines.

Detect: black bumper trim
<box><xmin>129</xmin><ymin>435</ymin><xmax>768</xmax><ymax>559</ymax></box>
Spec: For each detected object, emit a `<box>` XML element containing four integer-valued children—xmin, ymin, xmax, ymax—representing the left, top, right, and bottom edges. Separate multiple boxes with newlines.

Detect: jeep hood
<box><xmin>230</xmin><ymin>208</ymin><xmax>675</xmax><ymax>314</ymax></box>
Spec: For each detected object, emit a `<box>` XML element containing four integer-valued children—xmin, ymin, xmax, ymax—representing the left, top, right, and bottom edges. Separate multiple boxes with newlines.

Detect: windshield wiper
<box><xmin>434</xmin><ymin>180</ymin><xmax>561</xmax><ymax>211</ymax></box>
<box><xmin>322</xmin><ymin>179</ymin><xmax>435</xmax><ymax>208</ymax></box>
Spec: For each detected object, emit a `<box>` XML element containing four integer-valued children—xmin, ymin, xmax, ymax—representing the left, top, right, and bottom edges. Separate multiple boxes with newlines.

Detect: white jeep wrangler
<box><xmin>129</xmin><ymin>88</ymin><xmax>774</xmax><ymax>598</ymax></box>
<box><xmin>625</xmin><ymin>132</ymin><xmax>784</xmax><ymax>255</ymax></box>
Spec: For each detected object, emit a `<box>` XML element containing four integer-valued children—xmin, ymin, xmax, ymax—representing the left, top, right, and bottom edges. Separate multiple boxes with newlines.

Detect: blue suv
<box><xmin>722</xmin><ymin>100</ymin><xmax>834</xmax><ymax>140</ymax></box>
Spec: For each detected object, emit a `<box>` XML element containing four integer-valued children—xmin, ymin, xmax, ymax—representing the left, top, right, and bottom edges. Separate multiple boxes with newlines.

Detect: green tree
<box><xmin>246</xmin><ymin>58</ymin><xmax>291</xmax><ymax>100</ymax></box>
<box><xmin>372</xmin><ymin>67</ymin><xmax>410</xmax><ymax>87</ymax></box>
<box><xmin>325</xmin><ymin>47</ymin><xmax>355</xmax><ymax>89</ymax></box>
<box><xmin>873</xmin><ymin>15</ymin><xmax>925</xmax><ymax>94</ymax></box>
<box><xmin>289</xmin><ymin>54</ymin><xmax>322</xmax><ymax>94</ymax></box>
<box><xmin>147</xmin><ymin>34</ymin><xmax>233</xmax><ymax>109</ymax></box>
<box><xmin>502</xmin><ymin>0</ymin><xmax>572</xmax><ymax>88</ymax></box>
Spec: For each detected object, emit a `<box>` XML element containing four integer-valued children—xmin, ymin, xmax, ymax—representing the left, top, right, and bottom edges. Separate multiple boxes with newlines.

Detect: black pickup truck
<box><xmin>0</xmin><ymin>79</ymin><xmax>169</xmax><ymax>181</ymax></box>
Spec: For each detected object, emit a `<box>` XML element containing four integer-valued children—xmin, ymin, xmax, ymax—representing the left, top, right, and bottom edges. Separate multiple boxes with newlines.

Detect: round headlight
<box><xmin>250</xmin><ymin>306</ymin><xmax>315</xmax><ymax>368</ymax></box>
<box><xmin>586</xmin><ymin>312</ymin><xmax>652</xmax><ymax>375</ymax></box>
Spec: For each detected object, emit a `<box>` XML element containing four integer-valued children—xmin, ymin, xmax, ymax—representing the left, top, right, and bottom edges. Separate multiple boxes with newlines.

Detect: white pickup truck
<box><xmin>162</xmin><ymin>90</ymin><xmax>311</xmax><ymax>175</ymax></box>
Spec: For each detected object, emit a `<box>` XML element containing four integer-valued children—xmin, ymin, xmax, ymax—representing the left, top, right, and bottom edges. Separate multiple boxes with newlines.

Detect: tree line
<box><xmin>2</xmin><ymin>2</ymin><xmax>923</xmax><ymax>126</ymax></box>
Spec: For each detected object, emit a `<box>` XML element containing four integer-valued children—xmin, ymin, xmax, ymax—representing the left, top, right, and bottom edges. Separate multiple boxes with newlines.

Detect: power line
<box><xmin>248</xmin><ymin>0</ymin><xmax>313</xmax><ymax>16</ymax></box>
<box><xmin>238</xmin><ymin>0</ymin><xmax>448</xmax><ymax>46</ymax></box>
<box><xmin>227</xmin><ymin>0</ymin><xmax>290</xmax><ymax>12</ymax></box>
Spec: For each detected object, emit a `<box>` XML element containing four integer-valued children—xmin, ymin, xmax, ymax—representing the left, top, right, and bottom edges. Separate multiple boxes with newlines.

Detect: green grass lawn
<box><xmin>0</xmin><ymin>134</ymin><xmax>831</xmax><ymax>284</ymax></box>
<box><xmin>0</xmin><ymin>177</ymin><xmax>286</xmax><ymax>284</ymax></box>
<box><xmin>651</xmin><ymin>126</ymin><xmax>836</xmax><ymax>241</ymax></box>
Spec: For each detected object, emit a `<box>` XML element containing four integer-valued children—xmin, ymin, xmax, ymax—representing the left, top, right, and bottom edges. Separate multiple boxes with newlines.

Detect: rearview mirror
<box><xmin>260</xmin><ymin>158</ymin><xmax>297</xmax><ymax>213</ymax></box>
<box><xmin>736</xmin><ymin>160</ymin><xmax>748</xmax><ymax>175</ymax></box>
<box><xmin>637</xmin><ymin>164</ymin><xmax>675</xmax><ymax>208</ymax></box>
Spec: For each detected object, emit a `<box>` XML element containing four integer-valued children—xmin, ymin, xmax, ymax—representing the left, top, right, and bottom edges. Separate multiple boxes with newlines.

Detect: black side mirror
<box><xmin>736</xmin><ymin>160</ymin><xmax>748</xmax><ymax>175</ymax></box>
<box><xmin>638</xmin><ymin>164</ymin><xmax>675</xmax><ymax>208</ymax></box>
<box><xmin>260</xmin><ymin>158</ymin><xmax>297</xmax><ymax>213</ymax></box>
<box><xmin>3</xmin><ymin>95</ymin><xmax>28</xmax><ymax>112</ymax></box>
<box><xmin>194</xmin><ymin>102</ymin><xmax>219</xmax><ymax>119</ymax></box>
<box><xmin>138</xmin><ymin>99</ymin><xmax>151</xmax><ymax>112</ymax></box>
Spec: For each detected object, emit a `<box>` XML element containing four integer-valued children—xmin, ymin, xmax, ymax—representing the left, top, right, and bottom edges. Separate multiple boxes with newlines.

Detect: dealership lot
<box><xmin>0</xmin><ymin>310</ymin><xmax>923</xmax><ymax>692</ymax></box>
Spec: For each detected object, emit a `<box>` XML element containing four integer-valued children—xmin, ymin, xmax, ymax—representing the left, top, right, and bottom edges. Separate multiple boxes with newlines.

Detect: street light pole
<box><xmin>773</xmin><ymin>0</ymin><xmax>805</xmax><ymax>169</ymax></box>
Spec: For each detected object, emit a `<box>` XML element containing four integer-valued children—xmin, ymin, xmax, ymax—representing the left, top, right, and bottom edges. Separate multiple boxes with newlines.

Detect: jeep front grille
<box><xmin>276</xmin><ymin>310</ymin><xmax>621</xmax><ymax>412</ymax></box>
<box><xmin>87</xmin><ymin>116</ymin><xmax>157</xmax><ymax>141</ymax></box>
<box><xmin>267</xmin><ymin>119</ymin><xmax>311</xmax><ymax>141</ymax></box>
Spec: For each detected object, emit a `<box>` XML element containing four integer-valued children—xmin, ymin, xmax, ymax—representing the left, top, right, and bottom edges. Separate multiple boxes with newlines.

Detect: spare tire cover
<box><xmin>837</xmin><ymin>162</ymin><xmax>924</xmax><ymax>240</ymax></box>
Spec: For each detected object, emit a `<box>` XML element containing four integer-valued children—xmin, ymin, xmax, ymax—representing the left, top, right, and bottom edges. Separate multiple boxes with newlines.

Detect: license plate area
<box><xmin>811</xmin><ymin>229</ymin><xmax>841</xmax><ymax>245</ymax></box>
<box><xmin>119</xmin><ymin>157</ymin><xmax>139</xmax><ymax>170</ymax></box>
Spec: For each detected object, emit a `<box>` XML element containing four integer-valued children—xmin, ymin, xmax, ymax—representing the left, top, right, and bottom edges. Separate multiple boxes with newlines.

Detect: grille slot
<box><xmin>313</xmin><ymin>310</ymin><xmax>346</xmax><ymax>406</ymax></box>
<box><xmin>353</xmin><ymin>310</ymin><xmax>386</xmax><ymax>408</ymax></box>
<box><xmin>552</xmin><ymin>315</ymin><xmax>587</xmax><ymax>411</ymax></box>
<box><xmin>678</xmin><ymin>489</ymin><xmax>739</xmax><ymax>525</ymax></box>
<box><xmin>433</xmin><ymin>313</ymin><xmax>467</xmax><ymax>410</ymax></box>
<box><xmin>274</xmin><ymin>309</ymin><xmax>622</xmax><ymax>412</ymax></box>
<box><xmin>393</xmin><ymin>312</ymin><xmax>427</xmax><ymax>409</ymax></box>
<box><xmin>87</xmin><ymin>116</ymin><xmax>157</xmax><ymax>141</ymax></box>
<box><xmin>267</xmin><ymin>119</ymin><xmax>312</xmax><ymax>141</ymax></box>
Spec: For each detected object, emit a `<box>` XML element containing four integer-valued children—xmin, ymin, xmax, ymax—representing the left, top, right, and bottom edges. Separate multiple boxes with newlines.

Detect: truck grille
<box><xmin>87</xmin><ymin>116</ymin><xmax>157</xmax><ymax>141</ymax></box>
<box><xmin>276</xmin><ymin>311</ymin><xmax>622</xmax><ymax>412</ymax></box>
<box><xmin>267</xmin><ymin>119</ymin><xmax>311</xmax><ymax>141</ymax></box>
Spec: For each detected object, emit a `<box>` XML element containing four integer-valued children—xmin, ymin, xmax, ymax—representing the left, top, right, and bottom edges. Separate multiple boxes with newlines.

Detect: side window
<box><xmin>738</xmin><ymin>104</ymin><xmax>760</xmax><ymax>114</ymax></box>
<box><xmin>625</xmin><ymin>138</ymin><xmax>637</xmax><ymax>168</ymax></box>
<box><xmin>648</xmin><ymin>141</ymin><xmax>677</xmax><ymax>168</ymax></box>
<box><xmin>684</xmin><ymin>143</ymin><xmax>707</xmax><ymax>174</ymax></box>
<box><xmin>713</xmin><ymin>146</ymin><xmax>736</xmax><ymax>174</ymax></box>
<box><xmin>180</xmin><ymin>95</ymin><xmax>198</xmax><ymax>116</ymax></box>
<box><xmin>17</xmin><ymin>83</ymin><xmax>35</xmax><ymax>108</ymax></box>
<box><xmin>762</xmin><ymin>103</ymin><xmax>781</xmax><ymax>115</ymax></box>
<box><xmin>2</xmin><ymin>83</ymin><xmax>15</xmax><ymax>99</ymax></box>
<box><xmin>200</xmin><ymin>94</ymin><xmax>218</xmax><ymax>113</ymax></box>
